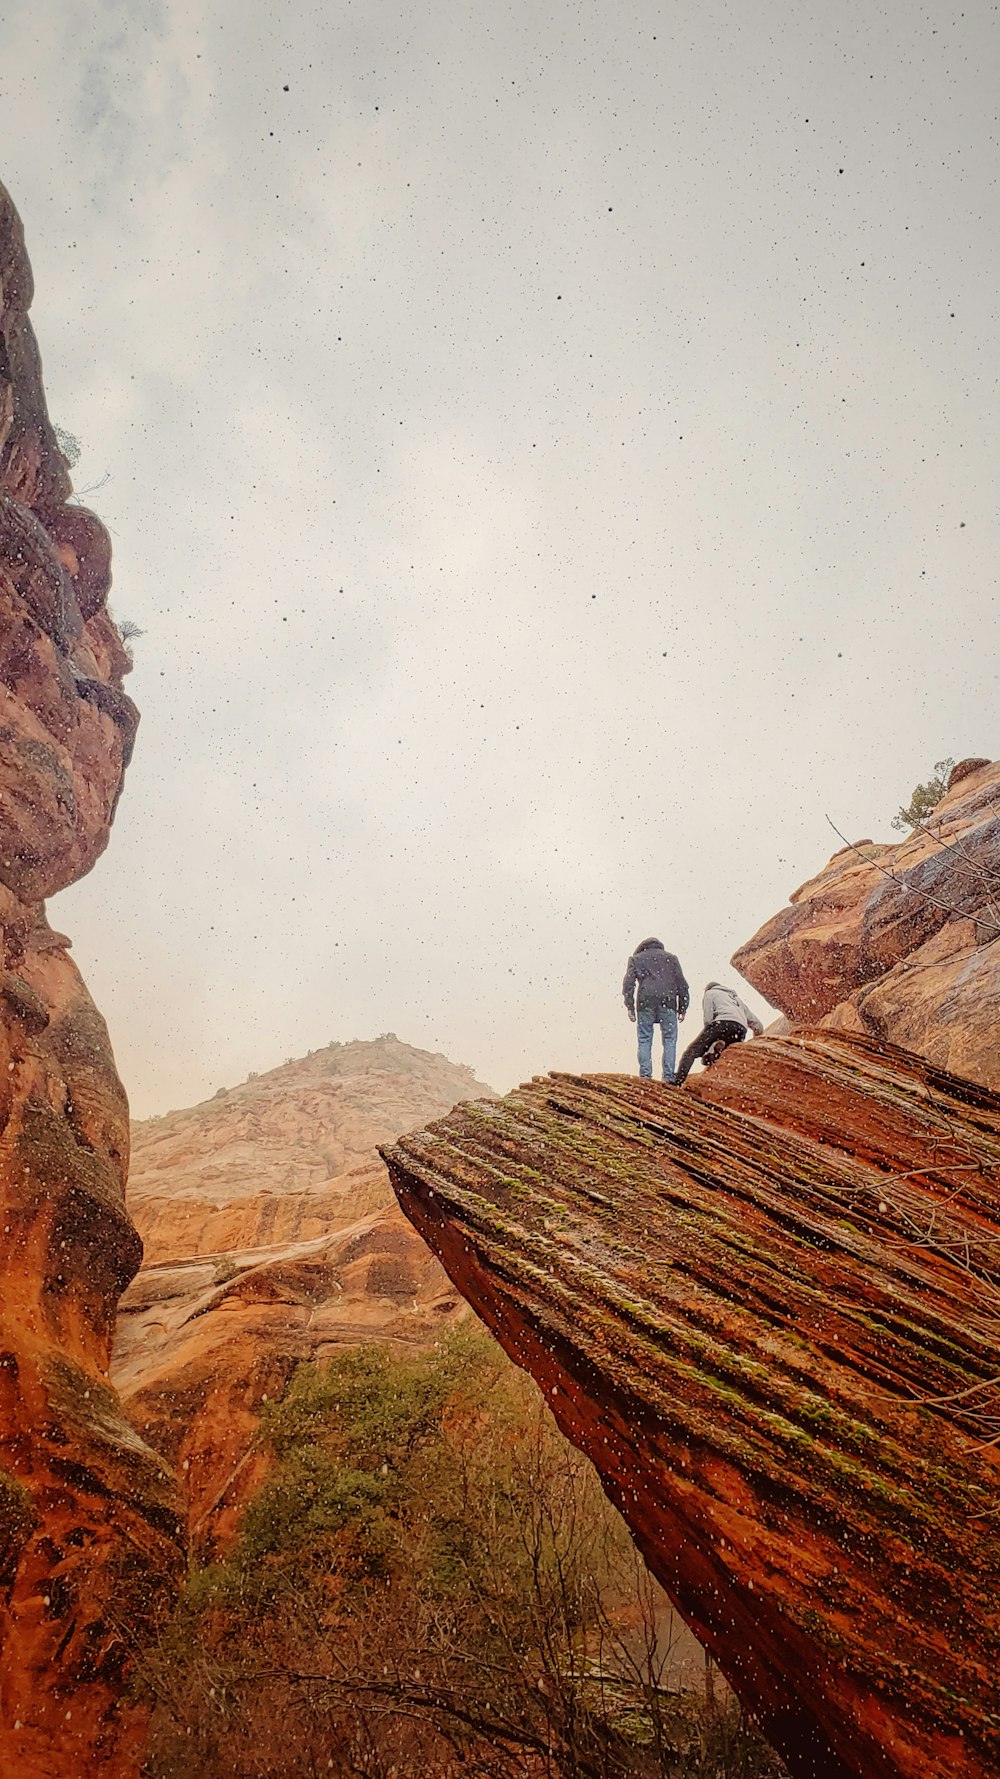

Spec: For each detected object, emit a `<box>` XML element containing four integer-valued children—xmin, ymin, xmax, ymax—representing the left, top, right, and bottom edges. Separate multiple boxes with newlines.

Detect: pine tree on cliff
<box><xmin>892</xmin><ymin>757</ymin><xmax>954</xmax><ymax>831</ymax></box>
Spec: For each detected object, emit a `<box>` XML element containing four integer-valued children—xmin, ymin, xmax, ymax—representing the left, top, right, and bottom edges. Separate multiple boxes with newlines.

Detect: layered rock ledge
<box><xmin>0</xmin><ymin>181</ymin><xmax>184</xmax><ymax>1775</ymax></box>
<box><xmin>384</xmin><ymin>1031</ymin><xmax>1000</xmax><ymax>1779</ymax></box>
<box><xmin>734</xmin><ymin>758</ymin><xmax>1000</xmax><ymax>1090</ymax></box>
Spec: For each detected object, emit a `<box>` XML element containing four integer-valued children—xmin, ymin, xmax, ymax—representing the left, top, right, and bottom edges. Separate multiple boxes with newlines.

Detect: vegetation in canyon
<box><xmin>139</xmin><ymin>1327</ymin><xmax>783</xmax><ymax>1779</ymax></box>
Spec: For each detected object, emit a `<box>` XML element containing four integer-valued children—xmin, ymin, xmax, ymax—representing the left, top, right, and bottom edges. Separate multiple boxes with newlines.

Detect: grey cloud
<box><xmin>3</xmin><ymin>0</ymin><xmax>996</xmax><ymax>1112</ymax></box>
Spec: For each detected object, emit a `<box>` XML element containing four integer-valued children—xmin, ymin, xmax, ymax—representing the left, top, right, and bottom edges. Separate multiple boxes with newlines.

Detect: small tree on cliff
<box><xmin>892</xmin><ymin>758</ymin><xmax>955</xmax><ymax>832</ymax></box>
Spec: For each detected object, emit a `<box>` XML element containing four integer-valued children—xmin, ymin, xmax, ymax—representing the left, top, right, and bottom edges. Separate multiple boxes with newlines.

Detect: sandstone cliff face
<box><xmin>128</xmin><ymin>1034</ymin><xmax>488</xmax><ymax>1261</ymax></box>
<box><xmin>0</xmin><ymin>184</ymin><xmax>184</xmax><ymax>1775</ymax></box>
<box><xmin>384</xmin><ymin>1034</ymin><xmax>1000</xmax><ymax>1779</ymax></box>
<box><xmin>733</xmin><ymin>759</ymin><xmax>1000</xmax><ymax>1089</ymax></box>
<box><xmin>113</xmin><ymin>1039</ymin><xmax>490</xmax><ymax>1550</ymax></box>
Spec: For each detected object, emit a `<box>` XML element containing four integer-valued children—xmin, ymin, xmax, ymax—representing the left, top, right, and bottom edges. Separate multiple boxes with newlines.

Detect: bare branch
<box><xmin>824</xmin><ymin>816</ymin><xmax>1000</xmax><ymax>937</ymax></box>
<box><xmin>902</xmin><ymin>807</ymin><xmax>1000</xmax><ymax>890</ymax></box>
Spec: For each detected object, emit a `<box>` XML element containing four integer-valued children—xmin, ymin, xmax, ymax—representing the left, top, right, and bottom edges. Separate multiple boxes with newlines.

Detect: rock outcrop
<box><xmin>384</xmin><ymin>1032</ymin><xmax>1000</xmax><ymax>1779</ymax></box>
<box><xmin>113</xmin><ymin>1039</ymin><xmax>490</xmax><ymax>1549</ymax></box>
<box><xmin>0</xmin><ymin>184</ymin><xmax>184</xmax><ymax>1774</ymax></box>
<box><xmin>733</xmin><ymin>760</ymin><xmax>1000</xmax><ymax>1090</ymax></box>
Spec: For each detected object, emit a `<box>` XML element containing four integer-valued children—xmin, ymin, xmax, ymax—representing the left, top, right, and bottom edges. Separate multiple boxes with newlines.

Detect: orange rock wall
<box><xmin>0</xmin><ymin>182</ymin><xmax>184</xmax><ymax>1777</ymax></box>
<box><xmin>129</xmin><ymin>1166</ymin><xmax>391</xmax><ymax>1266</ymax></box>
<box><xmin>115</xmin><ymin>1201</ymin><xmax>465</xmax><ymax>1551</ymax></box>
<box><xmin>733</xmin><ymin>759</ymin><xmax>1000</xmax><ymax>1089</ymax></box>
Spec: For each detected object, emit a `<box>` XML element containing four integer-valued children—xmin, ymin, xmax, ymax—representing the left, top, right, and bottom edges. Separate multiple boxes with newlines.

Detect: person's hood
<box><xmin>635</xmin><ymin>938</ymin><xmax>664</xmax><ymax>953</ymax></box>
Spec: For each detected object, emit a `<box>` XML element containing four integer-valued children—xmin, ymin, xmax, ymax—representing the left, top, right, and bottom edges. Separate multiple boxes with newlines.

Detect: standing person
<box><xmin>622</xmin><ymin>938</ymin><xmax>689</xmax><ymax>1083</ymax></box>
<box><xmin>673</xmin><ymin>981</ymin><xmax>764</xmax><ymax>1085</ymax></box>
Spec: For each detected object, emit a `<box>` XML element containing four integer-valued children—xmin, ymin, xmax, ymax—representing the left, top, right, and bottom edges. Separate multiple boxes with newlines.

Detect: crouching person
<box><xmin>673</xmin><ymin>981</ymin><xmax>763</xmax><ymax>1085</ymax></box>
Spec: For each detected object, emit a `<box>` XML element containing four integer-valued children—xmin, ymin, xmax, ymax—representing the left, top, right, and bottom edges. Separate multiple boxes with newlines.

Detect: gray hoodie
<box><xmin>702</xmin><ymin>982</ymin><xmax>763</xmax><ymax>1034</ymax></box>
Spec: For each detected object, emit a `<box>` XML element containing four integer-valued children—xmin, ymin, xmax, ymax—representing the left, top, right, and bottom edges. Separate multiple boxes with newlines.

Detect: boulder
<box><xmin>733</xmin><ymin>759</ymin><xmax>1000</xmax><ymax>1089</ymax></box>
<box><xmin>384</xmin><ymin>1035</ymin><xmax>1000</xmax><ymax>1779</ymax></box>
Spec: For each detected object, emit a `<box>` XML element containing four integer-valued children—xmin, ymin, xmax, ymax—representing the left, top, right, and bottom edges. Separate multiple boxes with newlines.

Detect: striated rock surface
<box><xmin>733</xmin><ymin>759</ymin><xmax>1000</xmax><ymax>1090</ymax></box>
<box><xmin>384</xmin><ymin>1031</ymin><xmax>1000</xmax><ymax>1779</ymax></box>
<box><xmin>113</xmin><ymin>1039</ymin><xmax>490</xmax><ymax>1549</ymax></box>
<box><xmin>0</xmin><ymin>183</ymin><xmax>184</xmax><ymax>1774</ymax></box>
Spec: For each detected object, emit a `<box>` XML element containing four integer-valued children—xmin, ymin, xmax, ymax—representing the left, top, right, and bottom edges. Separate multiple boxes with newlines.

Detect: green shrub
<box><xmin>892</xmin><ymin>757</ymin><xmax>954</xmax><ymax>831</ymax></box>
<box><xmin>0</xmin><ymin>1470</ymin><xmax>34</xmax><ymax>1592</ymax></box>
<box><xmin>140</xmin><ymin>1329</ymin><xmax>787</xmax><ymax>1778</ymax></box>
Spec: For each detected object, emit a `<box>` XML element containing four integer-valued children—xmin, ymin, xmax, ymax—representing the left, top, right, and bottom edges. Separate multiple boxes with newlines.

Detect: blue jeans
<box><xmin>637</xmin><ymin>1002</ymin><xmax>678</xmax><ymax>1082</ymax></box>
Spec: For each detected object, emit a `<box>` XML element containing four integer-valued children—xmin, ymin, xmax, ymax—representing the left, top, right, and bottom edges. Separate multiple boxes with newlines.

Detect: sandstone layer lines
<box><xmin>734</xmin><ymin>758</ymin><xmax>1000</xmax><ymax>1092</ymax></box>
<box><xmin>384</xmin><ymin>1031</ymin><xmax>1000</xmax><ymax>1779</ymax></box>
<box><xmin>0</xmin><ymin>179</ymin><xmax>183</xmax><ymax>1778</ymax></box>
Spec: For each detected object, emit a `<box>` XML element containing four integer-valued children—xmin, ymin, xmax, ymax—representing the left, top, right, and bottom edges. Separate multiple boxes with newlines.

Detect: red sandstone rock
<box><xmin>733</xmin><ymin>760</ymin><xmax>1000</xmax><ymax>1089</ymax></box>
<box><xmin>114</xmin><ymin>1202</ymin><xmax>466</xmax><ymax>1552</ymax></box>
<box><xmin>384</xmin><ymin>1034</ymin><xmax>1000</xmax><ymax>1779</ymax></box>
<box><xmin>0</xmin><ymin>183</ymin><xmax>183</xmax><ymax>1777</ymax></box>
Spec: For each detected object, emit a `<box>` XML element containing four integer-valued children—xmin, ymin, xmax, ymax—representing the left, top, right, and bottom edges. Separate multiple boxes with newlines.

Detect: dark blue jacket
<box><xmin>622</xmin><ymin>939</ymin><xmax>689</xmax><ymax>1016</ymax></box>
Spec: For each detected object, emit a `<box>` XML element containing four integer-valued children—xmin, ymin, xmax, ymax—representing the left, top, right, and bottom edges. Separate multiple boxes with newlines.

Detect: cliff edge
<box><xmin>734</xmin><ymin>758</ymin><xmax>1000</xmax><ymax>1090</ymax></box>
<box><xmin>384</xmin><ymin>1032</ymin><xmax>1000</xmax><ymax>1779</ymax></box>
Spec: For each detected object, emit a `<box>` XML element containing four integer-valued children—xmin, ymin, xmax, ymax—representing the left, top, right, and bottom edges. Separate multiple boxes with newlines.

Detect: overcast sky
<box><xmin>2</xmin><ymin>0</ymin><xmax>997</xmax><ymax>1115</ymax></box>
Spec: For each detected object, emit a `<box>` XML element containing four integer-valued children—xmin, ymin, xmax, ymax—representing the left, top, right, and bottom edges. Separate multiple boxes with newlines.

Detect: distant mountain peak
<box><xmin>128</xmin><ymin>1036</ymin><xmax>494</xmax><ymax>1226</ymax></box>
<box><xmin>135</xmin><ymin>1034</ymin><xmax>491</xmax><ymax>1128</ymax></box>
